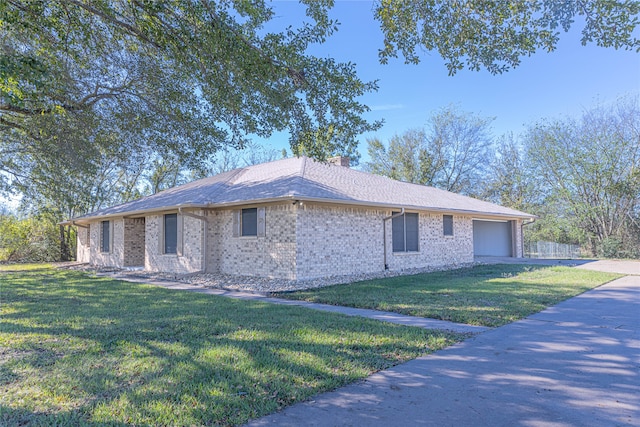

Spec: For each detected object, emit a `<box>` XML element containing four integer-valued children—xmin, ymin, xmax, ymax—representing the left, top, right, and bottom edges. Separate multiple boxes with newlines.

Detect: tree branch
<box><xmin>61</xmin><ymin>0</ymin><xmax>163</xmax><ymax>49</ymax></box>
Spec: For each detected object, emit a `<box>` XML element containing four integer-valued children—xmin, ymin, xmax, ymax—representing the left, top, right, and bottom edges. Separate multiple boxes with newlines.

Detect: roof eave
<box><xmin>63</xmin><ymin>197</ymin><xmax>299</xmax><ymax>224</ymax></box>
<box><xmin>64</xmin><ymin>194</ymin><xmax>536</xmax><ymax>225</ymax></box>
<box><xmin>292</xmin><ymin>196</ymin><xmax>537</xmax><ymax>220</ymax></box>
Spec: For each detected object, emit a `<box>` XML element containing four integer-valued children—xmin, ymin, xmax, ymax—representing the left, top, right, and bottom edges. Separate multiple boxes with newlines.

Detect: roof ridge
<box><xmin>289</xmin><ymin>156</ymin><xmax>307</xmax><ymax>198</ymax></box>
<box><xmin>300</xmin><ymin>156</ymin><xmax>308</xmax><ymax>179</ymax></box>
<box><xmin>199</xmin><ymin>166</ymin><xmax>246</xmax><ymax>203</ymax></box>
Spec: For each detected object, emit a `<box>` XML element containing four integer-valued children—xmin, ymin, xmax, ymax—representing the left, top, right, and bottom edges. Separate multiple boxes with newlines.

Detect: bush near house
<box><xmin>0</xmin><ymin>214</ymin><xmax>66</xmax><ymax>262</ymax></box>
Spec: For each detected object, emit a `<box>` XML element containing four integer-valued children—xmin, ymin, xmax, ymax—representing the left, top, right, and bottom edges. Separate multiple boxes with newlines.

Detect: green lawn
<box><xmin>273</xmin><ymin>264</ymin><xmax>622</xmax><ymax>327</ymax></box>
<box><xmin>0</xmin><ymin>266</ymin><xmax>463</xmax><ymax>426</ymax></box>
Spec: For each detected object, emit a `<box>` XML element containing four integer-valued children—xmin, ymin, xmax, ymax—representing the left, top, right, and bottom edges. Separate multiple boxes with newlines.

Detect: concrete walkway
<box><xmin>248</xmin><ymin>275</ymin><xmax>640</xmax><ymax>426</ymax></box>
<box><xmin>101</xmin><ymin>273</ymin><xmax>487</xmax><ymax>334</ymax></box>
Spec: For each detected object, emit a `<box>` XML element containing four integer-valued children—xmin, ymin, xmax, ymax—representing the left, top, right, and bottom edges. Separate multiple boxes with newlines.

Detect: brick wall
<box><xmin>145</xmin><ymin>213</ymin><xmax>205</xmax><ymax>274</ymax></box>
<box><xmin>513</xmin><ymin>219</ymin><xmax>524</xmax><ymax>257</ymax></box>
<box><xmin>80</xmin><ymin>204</ymin><xmax>514</xmax><ymax>278</ymax></box>
<box><xmin>295</xmin><ymin>206</ymin><xmax>474</xmax><ymax>279</ymax></box>
<box><xmin>296</xmin><ymin>204</ymin><xmax>385</xmax><ymax>280</ymax></box>
<box><xmin>213</xmin><ymin>204</ymin><xmax>297</xmax><ymax>279</ymax></box>
<box><xmin>76</xmin><ymin>226</ymin><xmax>90</xmax><ymax>263</ymax></box>
<box><xmin>381</xmin><ymin>212</ymin><xmax>474</xmax><ymax>271</ymax></box>
<box><xmin>89</xmin><ymin>219</ymin><xmax>124</xmax><ymax>268</ymax></box>
<box><xmin>123</xmin><ymin>218</ymin><xmax>145</xmax><ymax>267</ymax></box>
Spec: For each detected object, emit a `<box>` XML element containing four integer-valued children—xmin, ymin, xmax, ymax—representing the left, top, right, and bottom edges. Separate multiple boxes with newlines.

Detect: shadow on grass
<box><xmin>1</xmin><ymin>269</ymin><xmax>448</xmax><ymax>426</ymax></box>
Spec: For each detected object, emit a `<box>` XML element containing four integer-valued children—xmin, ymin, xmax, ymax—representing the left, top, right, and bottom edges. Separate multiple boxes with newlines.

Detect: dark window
<box><xmin>392</xmin><ymin>212</ymin><xmax>419</xmax><ymax>252</ymax></box>
<box><xmin>164</xmin><ymin>213</ymin><xmax>177</xmax><ymax>254</ymax></box>
<box><xmin>101</xmin><ymin>220</ymin><xmax>110</xmax><ymax>253</ymax></box>
<box><xmin>443</xmin><ymin>215</ymin><xmax>454</xmax><ymax>236</ymax></box>
<box><xmin>392</xmin><ymin>213</ymin><xmax>405</xmax><ymax>252</ymax></box>
<box><xmin>241</xmin><ymin>208</ymin><xmax>258</xmax><ymax>236</ymax></box>
<box><xmin>405</xmin><ymin>213</ymin><xmax>419</xmax><ymax>251</ymax></box>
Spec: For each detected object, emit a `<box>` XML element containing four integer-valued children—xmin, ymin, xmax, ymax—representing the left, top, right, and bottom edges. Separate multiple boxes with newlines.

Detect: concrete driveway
<box><xmin>476</xmin><ymin>256</ymin><xmax>640</xmax><ymax>275</ymax></box>
<box><xmin>248</xmin><ymin>274</ymin><xmax>640</xmax><ymax>426</ymax></box>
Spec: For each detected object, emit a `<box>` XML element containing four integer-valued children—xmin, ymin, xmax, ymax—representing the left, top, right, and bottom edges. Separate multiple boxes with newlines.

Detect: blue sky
<box><xmin>267</xmin><ymin>0</ymin><xmax>640</xmax><ymax>162</ymax></box>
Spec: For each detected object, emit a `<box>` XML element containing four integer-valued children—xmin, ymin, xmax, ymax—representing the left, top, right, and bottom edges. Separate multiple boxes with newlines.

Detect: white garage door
<box><xmin>473</xmin><ymin>220</ymin><xmax>513</xmax><ymax>257</ymax></box>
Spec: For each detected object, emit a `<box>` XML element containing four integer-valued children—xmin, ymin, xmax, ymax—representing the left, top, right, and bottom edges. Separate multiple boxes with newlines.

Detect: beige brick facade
<box><xmin>207</xmin><ymin>204</ymin><xmax>297</xmax><ymax>279</ymax></box>
<box><xmin>385</xmin><ymin>213</ymin><xmax>474</xmax><ymax>271</ymax></box>
<box><xmin>145</xmin><ymin>213</ymin><xmax>205</xmax><ymax>274</ymax></box>
<box><xmin>76</xmin><ymin>226</ymin><xmax>91</xmax><ymax>263</ymax></box>
<box><xmin>88</xmin><ymin>219</ymin><xmax>125</xmax><ymax>268</ymax></box>
<box><xmin>296</xmin><ymin>204</ymin><xmax>386</xmax><ymax>279</ymax></box>
<box><xmin>513</xmin><ymin>219</ymin><xmax>524</xmax><ymax>257</ymax></box>
<box><xmin>79</xmin><ymin>202</ymin><xmax>524</xmax><ymax>281</ymax></box>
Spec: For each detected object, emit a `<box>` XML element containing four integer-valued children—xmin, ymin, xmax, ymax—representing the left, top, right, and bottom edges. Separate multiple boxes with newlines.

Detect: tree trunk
<box><xmin>590</xmin><ymin>237</ymin><xmax>598</xmax><ymax>258</ymax></box>
<box><xmin>59</xmin><ymin>225</ymin><xmax>71</xmax><ymax>261</ymax></box>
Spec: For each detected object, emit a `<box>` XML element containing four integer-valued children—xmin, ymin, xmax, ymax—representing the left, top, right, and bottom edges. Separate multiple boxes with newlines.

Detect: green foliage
<box><xmin>482</xmin><ymin>134</ymin><xmax>534</xmax><ymax>211</ymax></box>
<box><xmin>375</xmin><ymin>0</ymin><xmax>640</xmax><ymax>74</ymax></box>
<box><xmin>0</xmin><ymin>213</ymin><xmax>67</xmax><ymax>262</ymax></box>
<box><xmin>365</xmin><ymin>106</ymin><xmax>493</xmax><ymax>195</ymax></box>
<box><xmin>0</xmin><ymin>0</ymin><xmax>380</xmax><ymax>223</ymax></box>
<box><xmin>0</xmin><ymin>266</ymin><xmax>462</xmax><ymax>425</ymax></box>
<box><xmin>524</xmin><ymin>95</ymin><xmax>640</xmax><ymax>257</ymax></box>
<box><xmin>274</xmin><ymin>264</ymin><xmax>622</xmax><ymax>327</ymax></box>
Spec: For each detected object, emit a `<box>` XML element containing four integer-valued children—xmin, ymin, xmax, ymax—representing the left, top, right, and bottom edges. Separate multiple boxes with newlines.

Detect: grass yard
<box><xmin>0</xmin><ymin>265</ymin><xmax>463</xmax><ymax>426</ymax></box>
<box><xmin>273</xmin><ymin>264</ymin><xmax>622</xmax><ymax>327</ymax></box>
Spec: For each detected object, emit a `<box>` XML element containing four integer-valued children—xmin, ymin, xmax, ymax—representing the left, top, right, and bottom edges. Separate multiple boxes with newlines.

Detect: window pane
<box><xmin>242</xmin><ymin>208</ymin><xmax>258</xmax><ymax>236</ymax></box>
<box><xmin>392</xmin><ymin>212</ymin><xmax>405</xmax><ymax>252</ymax></box>
<box><xmin>101</xmin><ymin>221</ymin><xmax>110</xmax><ymax>252</ymax></box>
<box><xmin>164</xmin><ymin>213</ymin><xmax>177</xmax><ymax>254</ymax></box>
<box><xmin>405</xmin><ymin>213</ymin><xmax>419</xmax><ymax>251</ymax></box>
<box><xmin>443</xmin><ymin>215</ymin><xmax>454</xmax><ymax>236</ymax></box>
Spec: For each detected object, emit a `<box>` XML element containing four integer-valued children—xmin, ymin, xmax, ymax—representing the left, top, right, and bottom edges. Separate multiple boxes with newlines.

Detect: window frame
<box><xmin>163</xmin><ymin>213</ymin><xmax>178</xmax><ymax>254</ymax></box>
<box><xmin>233</xmin><ymin>207</ymin><xmax>266</xmax><ymax>238</ymax></box>
<box><xmin>443</xmin><ymin>214</ymin><xmax>454</xmax><ymax>236</ymax></box>
<box><xmin>100</xmin><ymin>220</ymin><xmax>110</xmax><ymax>253</ymax></box>
<box><xmin>392</xmin><ymin>212</ymin><xmax>419</xmax><ymax>253</ymax></box>
<box><xmin>241</xmin><ymin>207</ymin><xmax>258</xmax><ymax>237</ymax></box>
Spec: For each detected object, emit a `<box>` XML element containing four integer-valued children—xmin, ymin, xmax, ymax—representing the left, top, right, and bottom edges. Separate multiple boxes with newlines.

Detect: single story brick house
<box><xmin>67</xmin><ymin>156</ymin><xmax>535</xmax><ymax>280</ymax></box>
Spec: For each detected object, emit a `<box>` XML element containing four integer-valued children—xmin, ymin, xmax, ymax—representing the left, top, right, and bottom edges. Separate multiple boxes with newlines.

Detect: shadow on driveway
<box><xmin>248</xmin><ymin>275</ymin><xmax>640</xmax><ymax>426</ymax></box>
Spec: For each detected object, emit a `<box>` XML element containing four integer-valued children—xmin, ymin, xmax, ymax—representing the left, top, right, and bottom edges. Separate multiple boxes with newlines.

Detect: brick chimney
<box><xmin>328</xmin><ymin>156</ymin><xmax>350</xmax><ymax>168</ymax></box>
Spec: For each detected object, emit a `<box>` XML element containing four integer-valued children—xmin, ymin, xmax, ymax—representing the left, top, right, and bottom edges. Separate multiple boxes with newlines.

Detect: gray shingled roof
<box><xmin>71</xmin><ymin>156</ymin><xmax>534</xmax><ymax>222</ymax></box>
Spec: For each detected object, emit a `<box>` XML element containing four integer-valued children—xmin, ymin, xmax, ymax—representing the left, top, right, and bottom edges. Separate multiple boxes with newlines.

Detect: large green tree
<box><xmin>525</xmin><ymin>96</ymin><xmax>640</xmax><ymax>257</ymax></box>
<box><xmin>0</xmin><ymin>0</ymin><xmax>380</xmax><ymax>219</ymax></box>
<box><xmin>1</xmin><ymin>0</ymin><xmax>382</xmax><ymax>260</ymax></box>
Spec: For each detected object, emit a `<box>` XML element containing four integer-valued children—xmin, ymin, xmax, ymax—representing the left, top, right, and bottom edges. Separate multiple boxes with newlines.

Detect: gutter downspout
<box><xmin>521</xmin><ymin>218</ymin><xmax>536</xmax><ymax>258</ymax></box>
<box><xmin>382</xmin><ymin>208</ymin><xmax>405</xmax><ymax>270</ymax></box>
<box><xmin>178</xmin><ymin>207</ymin><xmax>210</xmax><ymax>273</ymax></box>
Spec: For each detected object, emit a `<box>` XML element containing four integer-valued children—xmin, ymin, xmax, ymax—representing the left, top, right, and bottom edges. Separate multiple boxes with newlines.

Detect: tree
<box><xmin>1</xmin><ymin>1</ymin><xmax>384</xmax><ymax>260</ymax></box>
<box><xmin>525</xmin><ymin>96</ymin><xmax>640</xmax><ymax>257</ymax></box>
<box><xmin>365</xmin><ymin>129</ymin><xmax>429</xmax><ymax>183</ymax></box>
<box><xmin>482</xmin><ymin>134</ymin><xmax>534</xmax><ymax>211</ymax></box>
<box><xmin>2</xmin><ymin>1</ymin><xmax>380</xmax><ymax>155</ymax></box>
<box><xmin>365</xmin><ymin>106</ymin><xmax>494</xmax><ymax>195</ymax></box>
<box><xmin>0</xmin><ymin>211</ymin><xmax>63</xmax><ymax>262</ymax></box>
<box><xmin>375</xmin><ymin>0</ymin><xmax>640</xmax><ymax>75</ymax></box>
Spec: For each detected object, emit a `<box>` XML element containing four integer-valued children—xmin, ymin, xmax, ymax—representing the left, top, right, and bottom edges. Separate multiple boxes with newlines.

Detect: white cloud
<box><xmin>369</xmin><ymin>103</ymin><xmax>405</xmax><ymax>111</ymax></box>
